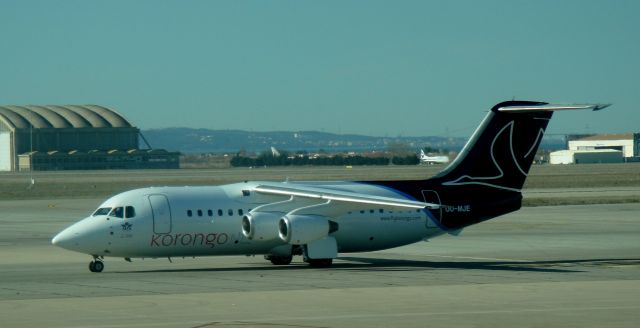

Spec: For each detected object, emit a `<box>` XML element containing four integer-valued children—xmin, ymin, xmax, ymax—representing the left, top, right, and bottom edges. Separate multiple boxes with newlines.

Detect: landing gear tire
<box><xmin>265</xmin><ymin>255</ymin><xmax>293</xmax><ymax>265</ymax></box>
<box><xmin>307</xmin><ymin>258</ymin><xmax>333</xmax><ymax>268</ymax></box>
<box><xmin>89</xmin><ymin>260</ymin><xmax>104</xmax><ymax>273</ymax></box>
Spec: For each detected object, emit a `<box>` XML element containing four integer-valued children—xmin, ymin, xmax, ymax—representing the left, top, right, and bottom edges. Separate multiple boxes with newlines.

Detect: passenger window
<box><xmin>110</xmin><ymin>207</ymin><xmax>124</xmax><ymax>218</ymax></box>
<box><xmin>218</xmin><ymin>209</ymin><xmax>223</xmax><ymax>216</ymax></box>
<box><xmin>208</xmin><ymin>209</ymin><xmax>213</xmax><ymax>217</ymax></box>
<box><xmin>187</xmin><ymin>210</ymin><xmax>193</xmax><ymax>217</ymax></box>
<box><xmin>369</xmin><ymin>209</ymin><xmax>374</xmax><ymax>214</ymax></box>
<box><xmin>238</xmin><ymin>209</ymin><xmax>244</xmax><ymax>216</ymax></box>
<box><xmin>197</xmin><ymin>209</ymin><xmax>203</xmax><ymax>217</ymax></box>
<box><xmin>228</xmin><ymin>209</ymin><xmax>233</xmax><ymax>216</ymax></box>
<box><xmin>125</xmin><ymin>206</ymin><xmax>136</xmax><ymax>218</ymax></box>
<box><xmin>379</xmin><ymin>209</ymin><xmax>384</xmax><ymax>213</ymax></box>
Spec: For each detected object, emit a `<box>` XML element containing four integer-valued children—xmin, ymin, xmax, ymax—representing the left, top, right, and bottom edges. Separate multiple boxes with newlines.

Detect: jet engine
<box><xmin>278</xmin><ymin>215</ymin><xmax>338</xmax><ymax>245</ymax></box>
<box><xmin>241</xmin><ymin>212</ymin><xmax>281</xmax><ymax>241</ymax></box>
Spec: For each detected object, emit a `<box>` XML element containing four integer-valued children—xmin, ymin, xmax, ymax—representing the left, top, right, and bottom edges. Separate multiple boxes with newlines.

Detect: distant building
<box><xmin>0</xmin><ymin>105</ymin><xmax>179</xmax><ymax>171</ymax></box>
<box><xmin>568</xmin><ymin>133</ymin><xmax>637</xmax><ymax>157</ymax></box>
<box><xmin>550</xmin><ymin>133</ymin><xmax>638</xmax><ymax>164</ymax></box>
<box><xmin>549</xmin><ymin>149</ymin><xmax>623</xmax><ymax>164</ymax></box>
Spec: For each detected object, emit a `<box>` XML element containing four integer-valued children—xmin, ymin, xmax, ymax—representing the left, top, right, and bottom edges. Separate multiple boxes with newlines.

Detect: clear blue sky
<box><xmin>1</xmin><ymin>1</ymin><xmax>638</xmax><ymax>137</ymax></box>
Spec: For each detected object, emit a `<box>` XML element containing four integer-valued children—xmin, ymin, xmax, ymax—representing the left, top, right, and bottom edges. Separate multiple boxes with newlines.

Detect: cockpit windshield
<box><xmin>92</xmin><ymin>206</ymin><xmax>135</xmax><ymax>218</ymax></box>
<box><xmin>93</xmin><ymin>207</ymin><xmax>112</xmax><ymax>216</ymax></box>
<box><xmin>109</xmin><ymin>207</ymin><xmax>124</xmax><ymax>218</ymax></box>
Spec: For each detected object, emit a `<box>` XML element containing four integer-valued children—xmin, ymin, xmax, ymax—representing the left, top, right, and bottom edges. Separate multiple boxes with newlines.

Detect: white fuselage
<box><xmin>50</xmin><ymin>101</ymin><xmax>608</xmax><ymax>271</ymax></box>
<box><xmin>53</xmin><ymin>181</ymin><xmax>445</xmax><ymax>259</ymax></box>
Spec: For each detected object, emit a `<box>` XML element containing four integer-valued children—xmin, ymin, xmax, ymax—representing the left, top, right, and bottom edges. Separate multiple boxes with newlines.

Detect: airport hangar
<box><xmin>0</xmin><ymin>105</ymin><xmax>179</xmax><ymax>171</ymax></box>
<box><xmin>550</xmin><ymin>133</ymin><xmax>640</xmax><ymax>164</ymax></box>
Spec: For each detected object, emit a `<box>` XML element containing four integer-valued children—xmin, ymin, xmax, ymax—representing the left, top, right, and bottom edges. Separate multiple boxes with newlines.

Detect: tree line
<box><xmin>230</xmin><ymin>153</ymin><xmax>420</xmax><ymax>167</ymax></box>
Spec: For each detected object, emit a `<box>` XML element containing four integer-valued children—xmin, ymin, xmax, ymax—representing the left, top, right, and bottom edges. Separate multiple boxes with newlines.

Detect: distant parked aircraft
<box><xmin>419</xmin><ymin>149</ymin><xmax>450</xmax><ymax>164</ymax></box>
<box><xmin>52</xmin><ymin>101</ymin><xmax>609</xmax><ymax>272</ymax></box>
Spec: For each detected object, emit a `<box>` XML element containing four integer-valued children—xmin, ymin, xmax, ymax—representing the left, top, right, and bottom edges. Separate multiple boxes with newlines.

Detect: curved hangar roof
<box><xmin>0</xmin><ymin>105</ymin><xmax>133</xmax><ymax>130</ymax></box>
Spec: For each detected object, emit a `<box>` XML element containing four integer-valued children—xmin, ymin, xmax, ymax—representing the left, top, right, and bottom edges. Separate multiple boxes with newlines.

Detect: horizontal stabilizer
<box><xmin>497</xmin><ymin>103</ymin><xmax>611</xmax><ymax>113</ymax></box>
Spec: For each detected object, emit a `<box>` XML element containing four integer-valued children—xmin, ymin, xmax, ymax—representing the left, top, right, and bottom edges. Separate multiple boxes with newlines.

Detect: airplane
<box><xmin>419</xmin><ymin>149</ymin><xmax>450</xmax><ymax>164</ymax></box>
<box><xmin>52</xmin><ymin>101</ymin><xmax>609</xmax><ymax>272</ymax></box>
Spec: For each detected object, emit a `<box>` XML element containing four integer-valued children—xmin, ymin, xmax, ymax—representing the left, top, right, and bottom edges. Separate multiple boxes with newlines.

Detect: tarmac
<box><xmin>1</xmin><ymin>198</ymin><xmax>639</xmax><ymax>328</ymax></box>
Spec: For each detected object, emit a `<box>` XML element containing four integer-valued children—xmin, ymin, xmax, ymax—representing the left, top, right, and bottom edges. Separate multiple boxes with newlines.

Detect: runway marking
<box><xmin>63</xmin><ymin>305</ymin><xmax>640</xmax><ymax>328</ymax></box>
<box><xmin>607</xmin><ymin>265</ymin><xmax>640</xmax><ymax>268</ymax></box>
<box><xmin>424</xmin><ymin>254</ymin><xmax>532</xmax><ymax>263</ymax></box>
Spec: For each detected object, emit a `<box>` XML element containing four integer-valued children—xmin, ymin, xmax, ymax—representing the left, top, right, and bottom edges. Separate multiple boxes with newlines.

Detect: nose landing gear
<box><xmin>89</xmin><ymin>257</ymin><xmax>104</xmax><ymax>272</ymax></box>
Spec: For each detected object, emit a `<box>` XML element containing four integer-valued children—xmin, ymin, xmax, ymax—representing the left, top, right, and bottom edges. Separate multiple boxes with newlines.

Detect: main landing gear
<box><xmin>264</xmin><ymin>245</ymin><xmax>334</xmax><ymax>267</ymax></box>
<box><xmin>89</xmin><ymin>257</ymin><xmax>104</xmax><ymax>273</ymax></box>
<box><xmin>265</xmin><ymin>254</ymin><xmax>332</xmax><ymax>267</ymax></box>
<box><xmin>265</xmin><ymin>254</ymin><xmax>293</xmax><ymax>265</ymax></box>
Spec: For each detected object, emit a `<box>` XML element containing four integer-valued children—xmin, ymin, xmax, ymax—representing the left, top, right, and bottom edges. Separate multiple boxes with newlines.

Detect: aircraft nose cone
<box><xmin>51</xmin><ymin>228</ymin><xmax>80</xmax><ymax>250</ymax></box>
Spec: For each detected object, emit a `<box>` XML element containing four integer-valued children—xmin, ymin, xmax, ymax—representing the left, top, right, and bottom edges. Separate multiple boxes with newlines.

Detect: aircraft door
<box><xmin>421</xmin><ymin>190</ymin><xmax>442</xmax><ymax>227</ymax></box>
<box><xmin>148</xmin><ymin>194</ymin><xmax>172</xmax><ymax>234</ymax></box>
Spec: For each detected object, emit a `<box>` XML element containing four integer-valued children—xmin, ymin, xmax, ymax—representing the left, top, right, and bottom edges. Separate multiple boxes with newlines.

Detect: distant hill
<box><xmin>140</xmin><ymin>128</ymin><xmax>467</xmax><ymax>154</ymax></box>
<box><xmin>141</xmin><ymin>128</ymin><xmax>568</xmax><ymax>154</ymax></box>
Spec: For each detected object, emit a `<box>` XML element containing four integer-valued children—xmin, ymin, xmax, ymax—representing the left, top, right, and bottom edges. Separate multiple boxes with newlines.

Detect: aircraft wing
<box><xmin>252</xmin><ymin>183</ymin><xmax>438</xmax><ymax>218</ymax></box>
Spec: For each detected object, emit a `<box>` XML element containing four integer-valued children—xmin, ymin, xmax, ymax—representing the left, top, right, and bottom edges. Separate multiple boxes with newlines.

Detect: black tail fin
<box><xmin>370</xmin><ymin>100</ymin><xmax>608</xmax><ymax>230</ymax></box>
<box><xmin>435</xmin><ymin>100</ymin><xmax>552</xmax><ymax>192</ymax></box>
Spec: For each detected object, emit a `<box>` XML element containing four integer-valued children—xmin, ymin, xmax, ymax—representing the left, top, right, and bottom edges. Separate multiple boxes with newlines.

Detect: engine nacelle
<box><xmin>279</xmin><ymin>215</ymin><xmax>337</xmax><ymax>245</ymax></box>
<box><xmin>241</xmin><ymin>212</ymin><xmax>281</xmax><ymax>241</ymax></box>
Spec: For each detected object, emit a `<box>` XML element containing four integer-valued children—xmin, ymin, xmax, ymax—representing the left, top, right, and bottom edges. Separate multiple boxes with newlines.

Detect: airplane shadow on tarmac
<box><xmin>117</xmin><ymin>257</ymin><xmax>640</xmax><ymax>274</ymax></box>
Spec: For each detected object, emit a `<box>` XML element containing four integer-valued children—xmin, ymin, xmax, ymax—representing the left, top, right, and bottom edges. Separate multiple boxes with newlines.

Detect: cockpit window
<box><xmin>125</xmin><ymin>206</ymin><xmax>136</xmax><ymax>218</ymax></box>
<box><xmin>109</xmin><ymin>207</ymin><xmax>124</xmax><ymax>218</ymax></box>
<box><xmin>93</xmin><ymin>207</ymin><xmax>112</xmax><ymax>216</ymax></box>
